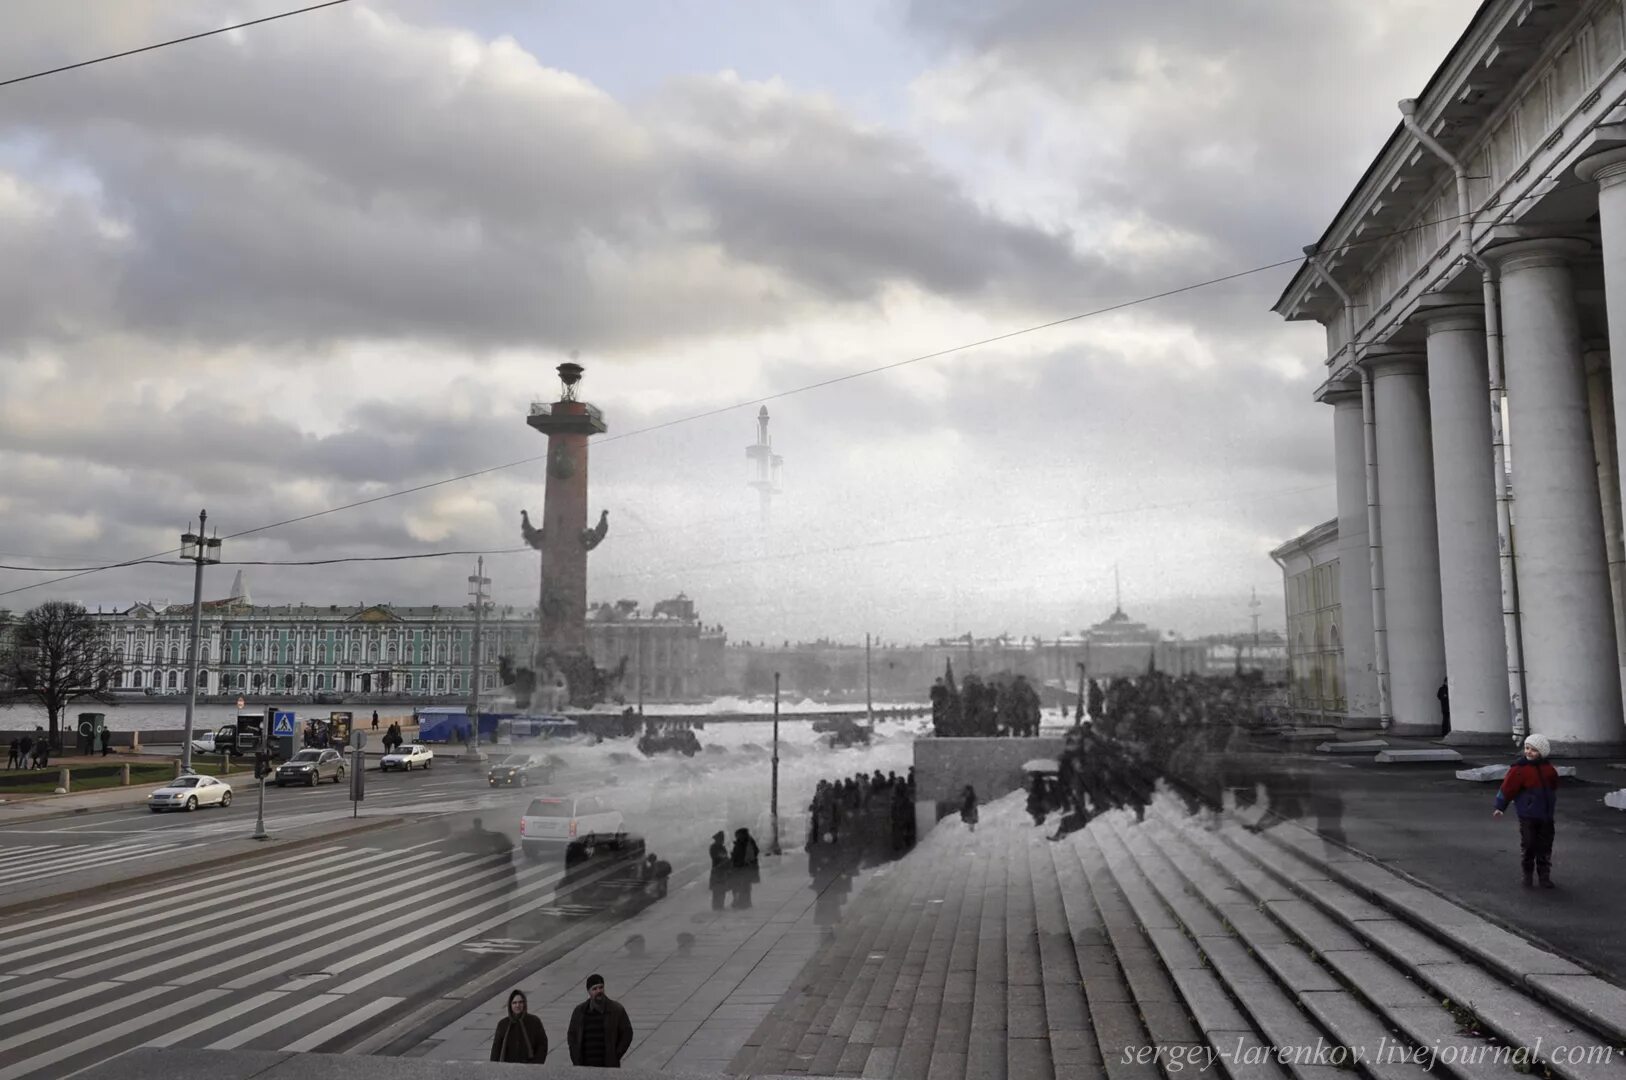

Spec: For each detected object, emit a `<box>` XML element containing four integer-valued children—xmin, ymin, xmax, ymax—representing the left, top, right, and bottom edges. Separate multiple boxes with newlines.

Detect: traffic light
<box><xmin>254</xmin><ymin>751</ymin><xmax>272</xmax><ymax>780</ymax></box>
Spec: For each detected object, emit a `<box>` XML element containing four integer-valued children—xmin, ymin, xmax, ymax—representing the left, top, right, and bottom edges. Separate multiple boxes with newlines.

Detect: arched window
<box><xmin>133</xmin><ymin>671</ymin><xmax>143</xmax><ymax>689</ymax></box>
<box><xmin>238</xmin><ymin>673</ymin><xmax>247</xmax><ymax>690</ymax></box>
<box><xmin>200</xmin><ymin>644</ymin><xmax>210</xmax><ymax>664</ymax></box>
<box><xmin>167</xmin><ymin>671</ymin><xmax>178</xmax><ymax>689</ymax></box>
<box><xmin>170</xmin><ymin>647</ymin><xmax>180</xmax><ymax>664</ymax></box>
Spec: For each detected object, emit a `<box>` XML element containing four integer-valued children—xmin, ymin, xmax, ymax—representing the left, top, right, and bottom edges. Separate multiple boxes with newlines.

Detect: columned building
<box><xmin>1274</xmin><ymin>0</ymin><xmax>1626</xmax><ymax>751</ymax></box>
<box><xmin>94</xmin><ymin>577</ymin><xmax>724</xmax><ymax>704</ymax></box>
<box><xmin>1271</xmin><ymin>521</ymin><xmax>1346</xmax><ymax>722</ymax></box>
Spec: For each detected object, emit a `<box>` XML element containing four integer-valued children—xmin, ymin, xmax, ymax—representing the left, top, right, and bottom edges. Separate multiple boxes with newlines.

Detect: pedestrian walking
<box><xmin>490</xmin><ymin>989</ymin><xmax>547</xmax><ymax>1063</ymax></box>
<box><xmin>101</xmin><ymin>727</ymin><xmax>113</xmax><ymax>757</ymax></box>
<box><xmin>18</xmin><ymin>736</ymin><xmax>32</xmax><ymax>770</ymax></box>
<box><xmin>371</xmin><ymin>710</ymin><xmax>379</xmax><ymax>732</ymax></box>
<box><xmin>708</xmin><ymin>830</ymin><xmax>730</xmax><ymax>912</ymax></box>
<box><xmin>6</xmin><ymin>739</ymin><xmax>18</xmax><ymax>770</ymax></box>
<box><xmin>730</xmin><ymin>828</ymin><xmax>760</xmax><ymax>909</ymax></box>
<box><xmin>1437</xmin><ymin>679</ymin><xmax>1451</xmax><ymax>736</ymax></box>
<box><xmin>33</xmin><ymin>739</ymin><xmax>48</xmax><ymax>770</ymax></box>
<box><xmin>1494</xmin><ymin>733</ymin><xmax>1561</xmax><ymax>888</ymax></box>
<box><xmin>567</xmin><ymin>974</ymin><xmax>633</xmax><ymax>1068</ymax></box>
<box><xmin>959</xmin><ymin>785</ymin><xmax>979</xmax><ymax>832</ymax></box>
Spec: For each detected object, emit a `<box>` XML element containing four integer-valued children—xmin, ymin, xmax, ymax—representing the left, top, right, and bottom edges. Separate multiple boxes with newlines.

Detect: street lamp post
<box><xmin>769</xmin><ymin>671</ymin><xmax>782</xmax><ymax>856</ymax></box>
<box><xmin>179</xmin><ymin>510</ymin><xmax>222</xmax><ymax>774</ymax></box>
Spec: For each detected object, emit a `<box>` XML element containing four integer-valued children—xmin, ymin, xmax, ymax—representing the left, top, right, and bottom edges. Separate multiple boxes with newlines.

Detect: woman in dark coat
<box><xmin>491</xmin><ymin>988</ymin><xmax>548</xmax><ymax>1063</ymax></box>
<box><xmin>960</xmin><ymin>785</ymin><xmax>979</xmax><ymax>832</ymax></box>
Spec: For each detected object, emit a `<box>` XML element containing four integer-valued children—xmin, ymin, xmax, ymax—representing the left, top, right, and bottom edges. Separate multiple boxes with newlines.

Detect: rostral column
<box><xmin>522</xmin><ymin>363</ymin><xmax>608</xmax><ymax>682</ymax></box>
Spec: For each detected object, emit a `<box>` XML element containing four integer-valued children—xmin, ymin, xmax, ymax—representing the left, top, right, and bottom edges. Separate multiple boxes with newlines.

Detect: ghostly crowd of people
<box><xmin>929</xmin><ymin>665</ymin><xmax>1043</xmax><ymax>738</ymax></box>
<box><xmin>1031</xmin><ymin>670</ymin><xmax>1278</xmax><ymax>840</ymax></box>
<box><xmin>808</xmin><ymin>767</ymin><xmax>917</xmax><ymax>854</ymax></box>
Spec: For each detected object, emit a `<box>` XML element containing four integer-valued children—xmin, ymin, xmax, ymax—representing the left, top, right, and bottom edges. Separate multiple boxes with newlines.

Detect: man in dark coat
<box><xmin>1437</xmin><ymin>679</ymin><xmax>1451</xmax><ymax>735</ymax></box>
<box><xmin>568</xmin><ymin>973</ymin><xmax>634</xmax><ymax>1067</ymax></box>
<box><xmin>490</xmin><ymin>988</ymin><xmax>547</xmax><ymax>1063</ymax></box>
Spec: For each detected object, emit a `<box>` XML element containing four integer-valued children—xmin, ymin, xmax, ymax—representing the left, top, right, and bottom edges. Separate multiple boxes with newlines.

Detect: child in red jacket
<box><xmin>1493</xmin><ymin>733</ymin><xmax>1560</xmax><ymax>888</ymax></box>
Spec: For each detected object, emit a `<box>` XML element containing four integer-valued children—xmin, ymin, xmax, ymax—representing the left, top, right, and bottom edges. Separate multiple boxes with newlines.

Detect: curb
<box><xmin>0</xmin><ymin>815</ymin><xmax>408</xmax><ymax>918</ymax></box>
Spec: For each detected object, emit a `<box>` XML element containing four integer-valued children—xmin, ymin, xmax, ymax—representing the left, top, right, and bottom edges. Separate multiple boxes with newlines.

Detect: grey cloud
<box><xmin>0</xmin><ymin>4</ymin><xmax>1105</xmax><ymax>356</ymax></box>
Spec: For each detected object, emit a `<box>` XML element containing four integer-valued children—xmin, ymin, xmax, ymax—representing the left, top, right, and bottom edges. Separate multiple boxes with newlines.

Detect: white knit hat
<box><xmin>1524</xmin><ymin>733</ymin><xmax>1551</xmax><ymax>758</ymax></box>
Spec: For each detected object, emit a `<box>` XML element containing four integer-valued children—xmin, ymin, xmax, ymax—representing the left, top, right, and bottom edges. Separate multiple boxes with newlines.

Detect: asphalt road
<box><xmin>0</xmin><ymin>762</ymin><xmax>711</xmax><ymax>1080</ymax></box>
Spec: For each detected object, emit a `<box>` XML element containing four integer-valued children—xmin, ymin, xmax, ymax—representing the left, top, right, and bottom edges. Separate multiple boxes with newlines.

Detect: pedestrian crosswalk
<box><xmin>0</xmin><ymin>839</ymin><xmax>194</xmax><ymax>889</ymax></box>
<box><xmin>0</xmin><ymin>838</ymin><xmax>631</xmax><ymax>1080</ymax></box>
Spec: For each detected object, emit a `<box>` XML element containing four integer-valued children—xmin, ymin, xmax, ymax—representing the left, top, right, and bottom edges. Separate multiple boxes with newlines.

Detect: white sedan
<box><xmin>380</xmin><ymin>743</ymin><xmax>433</xmax><ymax>771</ymax></box>
<box><xmin>148</xmin><ymin>775</ymin><xmax>233</xmax><ymax>813</ymax></box>
<box><xmin>189</xmin><ymin>733</ymin><xmax>218</xmax><ymax>755</ymax></box>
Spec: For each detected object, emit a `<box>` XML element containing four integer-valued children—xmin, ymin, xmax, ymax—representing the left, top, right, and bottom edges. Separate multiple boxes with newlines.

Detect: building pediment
<box><xmin>349</xmin><ymin>606</ymin><xmax>401</xmax><ymax>623</ymax></box>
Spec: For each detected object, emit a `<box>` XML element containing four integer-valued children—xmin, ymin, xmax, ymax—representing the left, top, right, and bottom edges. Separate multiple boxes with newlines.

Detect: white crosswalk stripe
<box><xmin>0</xmin><ymin>839</ymin><xmax>194</xmax><ymax>888</ymax></box>
<box><xmin>0</xmin><ymin>837</ymin><xmax>643</xmax><ymax>1080</ymax></box>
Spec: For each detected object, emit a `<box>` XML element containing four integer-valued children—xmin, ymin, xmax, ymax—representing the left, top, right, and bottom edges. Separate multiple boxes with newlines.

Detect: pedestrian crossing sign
<box><xmin>272</xmin><ymin>712</ymin><xmax>296</xmax><ymax>737</ymax></box>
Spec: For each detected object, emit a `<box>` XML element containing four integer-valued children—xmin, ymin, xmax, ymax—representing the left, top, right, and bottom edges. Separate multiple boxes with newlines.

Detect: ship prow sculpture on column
<box><xmin>506</xmin><ymin>362</ymin><xmax>626</xmax><ymax>710</ymax></box>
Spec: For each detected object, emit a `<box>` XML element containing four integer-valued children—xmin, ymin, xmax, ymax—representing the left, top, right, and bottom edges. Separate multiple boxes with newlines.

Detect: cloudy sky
<box><xmin>0</xmin><ymin>0</ymin><xmax>1480</xmax><ymax>644</ymax></box>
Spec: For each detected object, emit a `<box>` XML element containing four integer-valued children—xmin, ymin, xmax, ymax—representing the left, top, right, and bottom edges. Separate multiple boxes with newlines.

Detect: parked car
<box><xmin>519</xmin><ymin>794</ymin><xmax>624</xmax><ymax>860</ymax></box>
<box><xmin>487</xmin><ymin>753</ymin><xmax>551</xmax><ymax>787</ymax></box>
<box><xmin>275</xmin><ymin>748</ymin><xmax>346</xmax><ymax>787</ymax></box>
<box><xmin>189</xmin><ymin>732</ymin><xmax>219</xmax><ymax>755</ymax></box>
<box><xmin>148</xmin><ymin>775</ymin><xmax>233</xmax><ymax>812</ymax></box>
<box><xmin>380</xmin><ymin>743</ymin><xmax>433</xmax><ymax>771</ymax></box>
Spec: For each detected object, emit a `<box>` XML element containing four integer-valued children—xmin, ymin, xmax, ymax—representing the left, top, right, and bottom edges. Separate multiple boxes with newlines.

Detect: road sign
<box><xmin>350</xmin><ymin>730</ymin><xmax>367</xmax><ymax>750</ymax></box>
<box><xmin>271</xmin><ymin>712</ymin><xmax>296</xmax><ymax>737</ymax></box>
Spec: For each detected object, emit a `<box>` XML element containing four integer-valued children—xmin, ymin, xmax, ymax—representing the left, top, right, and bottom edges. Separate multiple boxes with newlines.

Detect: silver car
<box><xmin>274</xmin><ymin>748</ymin><xmax>346</xmax><ymax>787</ymax></box>
<box><xmin>148</xmin><ymin>775</ymin><xmax>233</xmax><ymax>812</ymax></box>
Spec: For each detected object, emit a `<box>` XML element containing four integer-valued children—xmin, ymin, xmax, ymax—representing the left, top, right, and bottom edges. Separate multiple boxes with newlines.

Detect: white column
<box><xmin>1365</xmin><ymin>352</ymin><xmax>1446</xmax><ymax>733</ymax></box>
<box><xmin>1416</xmin><ymin>305</ymin><xmax>1511</xmax><ymax>742</ymax></box>
<box><xmin>1325</xmin><ymin>387</ymin><xmax>1378</xmax><ymax>721</ymax></box>
<box><xmin>1488</xmin><ymin>238</ymin><xmax>1624</xmax><ymax>749</ymax></box>
<box><xmin>1584</xmin><ymin>349</ymin><xmax>1626</xmax><ymax>686</ymax></box>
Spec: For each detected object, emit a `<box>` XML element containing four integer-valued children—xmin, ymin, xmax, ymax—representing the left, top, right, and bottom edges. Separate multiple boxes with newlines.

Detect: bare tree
<box><xmin>4</xmin><ymin>601</ymin><xmax>120</xmax><ymax>749</ymax></box>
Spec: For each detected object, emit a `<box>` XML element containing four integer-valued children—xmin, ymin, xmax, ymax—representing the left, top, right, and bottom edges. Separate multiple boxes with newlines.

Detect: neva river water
<box><xmin>0</xmin><ymin>696</ymin><xmax>925</xmax><ymax>733</ymax></box>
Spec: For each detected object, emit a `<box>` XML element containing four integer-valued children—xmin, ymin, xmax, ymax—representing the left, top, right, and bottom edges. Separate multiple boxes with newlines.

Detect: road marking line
<box><xmin>204</xmin><ymin>992</ymin><xmax>339</xmax><ymax>1050</ymax></box>
<box><xmin>0</xmin><ymin>979</ymin><xmax>121</xmax><ymax>1029</ymax></box>
<box><xmin>115</xmin><ymin>849</ymin><xmax>486</xmax><ymax>984</ymax></box>
<box><xmin>141</xmin><ymin>989</ymin><xmax>287</xmax><ymax>1048</ymax></box>
<box><xmin>224</xmin><ymin>853</ymin><xmax>558</xmax><ymax>991</ymax></box>
<box><xmin>327</xmin><ymin>857</ymin><xmax>627</xmax><ymax>995</ymax></box>
<box><xmin>279</xmin><ymin>995</ymin><xmax>402</xmax><ymax>1053</ymax></box>
<box><xmin>0</xmin><ymin>981</ymin><xmax>178</xmax><ymax>1057</ymax></box>
<box><xmin>0</xmin><ymin>844</ymin><xmax>350</xmax><ymax>935</ymax></box>
<box><xmin>38</xmin><ymin>847</ymin><xmax>444</xmax><ymax>980</ymax></box>
<box><xmin>0</xmin><ymin>844</ymin><xmax>191</xmax><ymax>888</ymax></box>
<box><xmin>4</xmin><ymin>847</ymin><xmax>367</xmax><ymax>967</ymax></box>
<box><xmin>0</xmin><ymin>978</ymin><xmax>57</xmax><ymax>1006</ymax></box>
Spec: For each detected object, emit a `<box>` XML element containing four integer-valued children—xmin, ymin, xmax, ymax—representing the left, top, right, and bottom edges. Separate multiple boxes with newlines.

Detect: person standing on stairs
<box><xmin>1493</xmin><ymin>733</ymin><xmax>1560</xmax><ymax>888</ymax></box>
<box><xmin>959</xmin><ymin>785</ymin><xmax>979</xmax><ymax>832</ymax></box>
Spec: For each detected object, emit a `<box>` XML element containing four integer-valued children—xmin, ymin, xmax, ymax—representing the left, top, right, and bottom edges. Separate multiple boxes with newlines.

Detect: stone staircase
<box><xmin>729</xmin><ymin>793</ymin><xmax>1626</xmax><ymax>1080</ymax></box>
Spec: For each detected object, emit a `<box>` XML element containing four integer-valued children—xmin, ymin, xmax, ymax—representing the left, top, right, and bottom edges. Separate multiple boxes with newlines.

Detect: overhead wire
<box><xmin>0</xmin><ymin>1</ymin><xmax>354</xmax><ymax>89</ymax></box>
<box><xmin>0</xmin><ymin>173</ymin><xmax>1580</xmax><ymax>599</ymax></box>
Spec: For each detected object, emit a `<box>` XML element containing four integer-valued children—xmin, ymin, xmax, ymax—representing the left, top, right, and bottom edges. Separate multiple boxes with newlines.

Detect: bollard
<box><xmin>131</xmin><ymin>730</ymin><xmax>141</xmax><ymax>751</ymax></box>
<box><xmin>121</xmin><ymin>763</ymin><xmax>131</xmax><ymax>786</ymax></box>
<box><xmin>57</xmin><ymin>767</ymin><xmax>70</xmax><ymax>795</ymax></box>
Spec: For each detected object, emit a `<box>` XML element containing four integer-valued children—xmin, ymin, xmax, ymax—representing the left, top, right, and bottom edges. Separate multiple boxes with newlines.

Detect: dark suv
<box><xmin>487</xmin><ymin>754</ymin><xmax>552</xmax><ymax>788</ymax></box>
<box><xmin>275</xmin><ymin>748</ymin><xmax>346</xmax><ymax>787</ymax></box>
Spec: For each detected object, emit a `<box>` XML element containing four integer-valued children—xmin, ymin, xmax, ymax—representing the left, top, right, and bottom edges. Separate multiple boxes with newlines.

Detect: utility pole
<box><xmin>637</xmin><ymin>623</ymin><xmax>646</xmax><ymax>717</ymax></box>
<box><xmin>179</xmin><ymin>510</ymin><xmax>222</xmax><ymax>774</ymax></box>
<box><xmin>769</xmin><ymin>671</ymin><xmax>781</xmax><ymax>856</ymax></box>
<box><xmin>468</xmin><ymin>558</ymin><xmax>490</xmax><ymax>755</ymax></box>
<box><xmin>865</xmin><ymin>633</ymin><xmax>874</xmax><ymax>730</ymax></box>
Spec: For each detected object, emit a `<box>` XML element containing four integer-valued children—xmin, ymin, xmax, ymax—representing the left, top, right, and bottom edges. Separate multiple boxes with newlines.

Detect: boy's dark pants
<box><xmin>1518</xmin><ymin>817</ymin><xmax>1555</xmax><ymax>881</ymax></box>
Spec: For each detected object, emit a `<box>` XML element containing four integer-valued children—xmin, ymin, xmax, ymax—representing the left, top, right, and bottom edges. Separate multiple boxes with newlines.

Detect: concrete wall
<box><xmin>913</xmin><ymin>736</ymin><xmax>1064</xmax><ymax>806</ymax></box>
